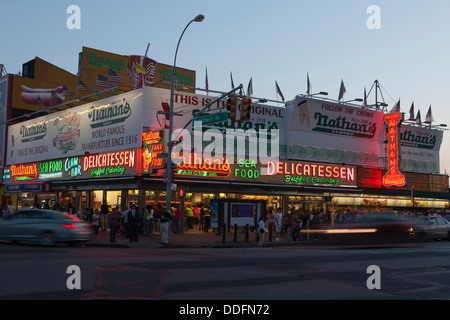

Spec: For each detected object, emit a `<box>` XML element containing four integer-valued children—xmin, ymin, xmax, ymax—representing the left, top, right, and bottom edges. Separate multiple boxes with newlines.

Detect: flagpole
<box><xmin>275</xmin><ymin>81</ymin><xmax>279</xmax><ymax>107</ymax></box>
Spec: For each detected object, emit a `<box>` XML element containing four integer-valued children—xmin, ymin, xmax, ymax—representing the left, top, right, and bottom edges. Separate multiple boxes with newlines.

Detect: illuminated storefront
<box><xmin>2</xmin><ymin>85</ymin><xmax>448</xmax><ymax>217</ymax></box>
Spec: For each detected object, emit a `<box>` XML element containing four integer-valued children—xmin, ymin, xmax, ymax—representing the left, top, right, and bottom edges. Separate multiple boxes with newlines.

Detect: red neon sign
<box><xmin>175</xmin><ymin>154</ymin><xmax>231</xmax><ymax>178</ymax></box>
<box><xmin>383</xmin><ymin>112</ymin><xmax>406</xmax><ymax>187</ymax></box>
<box><xmin>10</xmin><ymin>163</ymin><xmax>38</xmax><ymax>181</ymax></box>
<box><xmin>142</xmin><ymin>131</ymin><xmax>162</xmax><ymax>145</ymax></box>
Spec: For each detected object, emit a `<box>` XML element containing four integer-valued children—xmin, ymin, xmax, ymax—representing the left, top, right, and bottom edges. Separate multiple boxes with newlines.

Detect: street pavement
<box><xmin>86</xmin><ymin>226</ymin><xmax>314</xmax><ymax>249</ymax></box>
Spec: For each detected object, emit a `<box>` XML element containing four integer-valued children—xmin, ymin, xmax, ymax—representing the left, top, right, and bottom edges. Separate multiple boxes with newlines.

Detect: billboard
<box><xmin>230</xmin><ymin>202</ymin><xmax>255</xmax><ymax>226</ymax></box>
<box><xmin>11</xmin><ymin>58</ymin><xmax>79</xmax><ymax>113</ymax></box>
<box><xmin>79</xmin><ymin>47</ymin><xmax>130</xmax><ymax>95</ymax></box>
<box><xmin>6</xmin><ymin>90</ymin><xmax>143</xmax><ymax>165</ymax></box>
<box><xmin>129</xmin><ymin>55</ymin><xmax>157</xmax><ymax>89</ymax></box>
<box><xmin>286</xmin><ymin>96</ymin><xmax>385</xmax><ymax>168</ymax></box>
<box><xmin>141</xmin><ymin>86</ymin><xmax>286</xmax><ymax>164</ymax></box>
<box><xmin>397</xmin><ymin>124</ymin><xmax>443</xmax><ymax>174</ymax></box>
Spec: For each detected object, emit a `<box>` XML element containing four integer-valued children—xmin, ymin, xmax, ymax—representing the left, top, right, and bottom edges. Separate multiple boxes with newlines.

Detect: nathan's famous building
<box><xmin>0</xmin><ymin>47</ymin><xmax>448</xmax><ymax>220</ymax></box>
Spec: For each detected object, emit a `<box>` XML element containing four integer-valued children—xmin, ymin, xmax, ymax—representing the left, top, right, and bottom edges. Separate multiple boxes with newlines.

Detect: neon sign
<box><xmin>10</xmin><ymin>163</ymin><xmax>38</xmax><ymax>181</ymax></box>
<box><xmin>266</xmin><ymin>161</ymin><xmax>355</xmax><ymax>182</ymax></box>
<box><xmin>142</xmin><ymin>130</ymin><xmax>166</xmax><ymax>171</ymax></box>
<box><xmin>39</xmin><ymin>160</ymin><xmax>63</xmax><ymax>179</ymax></box>
<box><xmin>175</xmin><ymin>154</ymin><xmax>231</xmax><ymax>178</ymax></box>
<box><xmin>383</xmin><ymin>112</ymin><xmax>406</xmax><ymax>187</ymax></box>
<box><xmin>83</xmin><ymin>150</ymin><xmax>136</xmax><ymax>171</ymax></box>
<box><xmin>65</xmin><ymin>157</ymin><xmax>82</xmax><ymax>178</ymax></box>
<box><xmin>142</xmin><ymin>131</ymin><xmax>162</xmax><ymax>145</ymax></box>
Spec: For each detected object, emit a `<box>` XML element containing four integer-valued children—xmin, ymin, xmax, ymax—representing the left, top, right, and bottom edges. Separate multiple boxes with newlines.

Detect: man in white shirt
<box><xmin>275</xmin><ymin>208</ymin><xmax>283</xmax><ymax>241</ymax></box>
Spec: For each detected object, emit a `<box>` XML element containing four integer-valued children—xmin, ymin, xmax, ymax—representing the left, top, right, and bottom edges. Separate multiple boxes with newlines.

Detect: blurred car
<box><xmin>409</xmin><ymin>216</ymin><xmax>450</xmax><ymax>241</ymax></box>
<box><xmin>319</xmin><ymin>212</ymin><xmax>416</xmax><ymax>244</ymax></box>
<box><xmin>0</xmin><ymin>209</ymin><xmax>93</xmax><ymax>246</ymax></box>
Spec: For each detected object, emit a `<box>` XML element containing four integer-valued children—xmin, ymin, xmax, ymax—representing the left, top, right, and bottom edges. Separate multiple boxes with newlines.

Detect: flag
<box><xmin>62</xmin><ymin>84</ymin><xmax>75</xmax><ymax>96</ymax></box>
<box><xmin>363</xmin><ymin>87</ymin><xmax>368</xmax><ymax>107</ymax></box>
<box><xmin>50</xmin><ymin>91</ymin><xmax>61</xmax><ymax>106</ymax></box>
<box><xmin>275</xmin><ymin>81</ymin><xmax>285</xmax><ymax>102</ymax></box>
<box><xmin>247</xmin><ymin>77</ymin><xmax>253</xmax><ymax>97</ymax></box>
<box><xmin>416</xmin><ymin>110</ymin><xmax>422</xmax><ymax>126</ymax></box>
<box><xmin>307</xmin><ymin>73</ymin><xmax>311</xmax><ymax>95</ymax></box>
<box><xmin>126</xmin><ymin>62</ymin><xmax>138</xmax><ymax>89</ymax></box>
<box><xmin>338</xmin><ymin>79</ymin><xmax>346</xmax><ymax>100</ymax></box>
<box><xmin>205</xmin><ymin>66</ymin><xmax>209</xmax><ymax>94</ymax></box>
<box><xmin>409</xmin><ymin>102</ymin><xmax>415</xmax><ymax>121</ymax></box>
<box><xmin>77</xmin><ymin>79</ymin><xmax>91</xmax><ymax>92</ymax></box>
<box><xmin>425</xmin><ymin>105</ymin><xmax>434</xmax><ymax>123</ymax></box>
<box><xmin>96</xmin><ymin>74</ymin><xmax>108</xmax><ymax>88</ymax></box>
<box><xmin>391</xmin><ymin>99</ymin><xmax>400</xmax><ymax>113</ymax></box>
<box><xmin>135</xmin><ymin>62</ymin><xmax>147</xmax><ymax>75</ymax></box>
<box><xmin>107</xmin><ymin>69</ymin><xmax>123</xmax><ymax>84</ymax></box>
<box><xmin>126</xmin><ymin>62</ymin><xmax>133</xmax><ymax>79</ymax></box>
<box><xmin>37</xmin><ymin>95</ymin><xmax>44</xmax><ymax>109</ymax></box>
<box><xmin>230</xmin><ymin>72</ymin><xmax>235</xmax><ymax>89</ymax></box>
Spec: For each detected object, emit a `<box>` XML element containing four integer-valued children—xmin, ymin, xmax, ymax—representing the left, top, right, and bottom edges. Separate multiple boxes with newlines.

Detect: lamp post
<box><xmin>165</xmin><ymin>14</ymin><xmax>205</xmax><ymax>213</ymax></box>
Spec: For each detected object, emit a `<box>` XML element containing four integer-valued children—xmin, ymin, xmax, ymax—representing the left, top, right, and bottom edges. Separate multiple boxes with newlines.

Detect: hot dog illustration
<box><xmin>20</xmin><ymin>85</ymin><xmax>65</xmax><ymax>106</ymax></box>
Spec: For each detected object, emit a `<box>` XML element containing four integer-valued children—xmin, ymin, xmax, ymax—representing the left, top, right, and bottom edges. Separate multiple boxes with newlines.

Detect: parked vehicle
<box><xmin>0</xmin><ymin>209</ymin><xmax>93</xmax><ymax>246</ymax></box>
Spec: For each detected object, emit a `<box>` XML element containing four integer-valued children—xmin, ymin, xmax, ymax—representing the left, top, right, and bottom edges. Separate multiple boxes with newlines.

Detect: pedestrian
<box><xmin>258</xmin><ymin>217</ymin><xmax>267</xmax><ymax>247</ymax></box>
<box><xmin>7</xmin><ymin>201</ymin><xmax>15</xmax><ymax>214</ymax></box>
<box><xmin>275</xmin><ymin>208</ymin><xmax>283</xmax><ymax>241</ymax></box>
<box><xmin>143</xmin><ymin>205</ymin><xmax>151</xmax><ymax>236</ymax></box>
<box><xmin>173</xmin><ymin>206</ymin><xmax>181</xmax><ymax>234</ymax></box>
<box><xmin>159</xmin><ymin>206</ymin><xmax>171</xmax><ymax>244</ymax></box>
<box><xmin>127</xmin><ymin>204</ymin><xmax>139</xmax><ymax>242</ymax></box>
<box><xmin>193</xmin><ymin>205</ymin><xmax>199</xmax><ymax>229</ymax></box>
<box><xmin>185</xmin><ymin>205</ymin><xmax>193</xmax><ymax>230</ymax></box>
<box><xmin>109</xmin><ymin>206</ymin><xmax>121</xmax><ymax>243</ymax></box>
<box><xmin>100</xmin><ymin>202</ymin><xmax>109</xmax><ymax>231</ymax></box>
<box><xmin>91</xmin><ymin>209</ymin><xmax>100</xmax><ymax>241</ymax></box>
<box><xmin>1</xmin><ymin>206</ymin><xmax>9</xmax><ymax>218</ymax></box>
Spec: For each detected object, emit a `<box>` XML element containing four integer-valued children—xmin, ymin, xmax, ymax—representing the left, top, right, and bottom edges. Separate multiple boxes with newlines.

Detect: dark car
<box><xmin>0</xmin><ymin>209</ymin><xmax>93</xmax><ymax>246</ymax></box>
<box><xmin>320</xmin><ymin>212</ymin><xmax>416</xmax><ymax>244</ymax></box>
<box><xmin>409</xmin><ymin>216</ymin><xmax>450</xmax><ymax>241</ymax></box>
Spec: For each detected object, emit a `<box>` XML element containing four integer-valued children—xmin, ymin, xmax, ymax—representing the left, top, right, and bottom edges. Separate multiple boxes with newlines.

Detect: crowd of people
<box><xmin>257</xmin><ymin>207</ymin><xmax>450</xmax><ymax>245</ymax></box>
<box><xmin>74</xmin><ymin>202</ymin><xmax>211</xmax><ymax>244</ymax></box>
<box><xmin>3</xmin><ymin>199</ymin><xmax>450</xmax><ymax>246</ymax></box>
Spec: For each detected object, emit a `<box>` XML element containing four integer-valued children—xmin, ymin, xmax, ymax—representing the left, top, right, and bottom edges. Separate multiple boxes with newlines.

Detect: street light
<box><xmin>166</xmin><ymin>14</ymin><xmax>205</xmax><ymax>214</ymax></box>
<box><xmin>344</xmin><ymin>98</ymin><xmax>363</xmax><ymax>103</ymax></box>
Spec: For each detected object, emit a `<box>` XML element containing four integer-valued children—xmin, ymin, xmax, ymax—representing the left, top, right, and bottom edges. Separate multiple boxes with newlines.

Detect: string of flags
<box><xmin>160</xmin><ymin>67</ymin><xmax>438</xmax><ymax>127</ymax></box>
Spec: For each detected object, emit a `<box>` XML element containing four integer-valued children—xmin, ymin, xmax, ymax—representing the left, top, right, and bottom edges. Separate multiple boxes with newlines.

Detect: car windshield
<box><xmin>412</xmin><ymin>217</ymin><xmax>429</xmax><ymax>225</ymax></box>
<box><xmin>2</xmin><ymin>210</ymin><xmax>79</xmax><ymax>221</ymax></box>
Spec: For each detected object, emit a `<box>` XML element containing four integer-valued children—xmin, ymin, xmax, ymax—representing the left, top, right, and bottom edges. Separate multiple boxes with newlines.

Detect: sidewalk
<box><xmin>85</xmin><ymin>227</ymin><xmax>319</xmax><ymax>249</ymax></box>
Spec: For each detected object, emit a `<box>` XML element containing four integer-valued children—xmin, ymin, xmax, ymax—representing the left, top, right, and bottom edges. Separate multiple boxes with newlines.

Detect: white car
<box><xmin>0</xmin><ymin>209</ymin><xmax>93</xmax><ymax>246</ymax></box>
<box><xmin>410</xmin><ymin>216</ymin><xmax>450</xmax><ymax>241</ymax></box>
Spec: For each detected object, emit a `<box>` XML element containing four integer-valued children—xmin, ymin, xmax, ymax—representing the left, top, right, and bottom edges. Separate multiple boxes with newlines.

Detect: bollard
<box><xmin>234</xmin><ymin>224</ymin><xmax>239</xmax><ymax>243</ymax></box>
<box><xmin>222</xmin><ymin>223</ymin><xmax>227</xmax><ymax>243</ymax></box>
<box><xmin>287</xmin><ymin>227</ymin><xmax>290</xmax><ymax>242</ymax></box>
<box><xmin>245</xmin><ymin>224</ymin><xmax>249</xmax><ymax>243</ymax></box>
<box><xmin>269</xmin><ymin>224</ymin><xmax>273</xmax><ymax>242</ymax></box>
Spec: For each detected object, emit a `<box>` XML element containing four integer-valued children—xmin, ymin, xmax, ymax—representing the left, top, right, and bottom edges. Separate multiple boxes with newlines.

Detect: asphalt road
<box><xmin>1</xmin><ymin>240</ymin><xmax>450</xmax><ymax>307</ymax></box>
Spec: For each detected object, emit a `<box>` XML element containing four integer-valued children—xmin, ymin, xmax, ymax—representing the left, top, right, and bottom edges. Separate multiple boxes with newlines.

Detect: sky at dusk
<box><xmin>1</xmin><ymin>0</ymin><xmax>450</xmax><ymax>173</ymax></box>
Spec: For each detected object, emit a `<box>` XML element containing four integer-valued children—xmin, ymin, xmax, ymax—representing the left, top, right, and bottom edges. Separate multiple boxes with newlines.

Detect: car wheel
<box><xmin>447</xmin><ymin>231</ymin><xmax>450</xmax><ymax>241</ymax></box>
<box><xmin>39</xmin><ymin>232</ymin><xmax>56</xmax><ymax>246</ymax></box>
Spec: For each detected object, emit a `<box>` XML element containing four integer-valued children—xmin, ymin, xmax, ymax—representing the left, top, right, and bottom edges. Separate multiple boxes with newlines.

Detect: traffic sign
<box><xmin>196</xmin><ymin>112</ymin><xmax>229</xmax><ymax>125</ymax></box>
